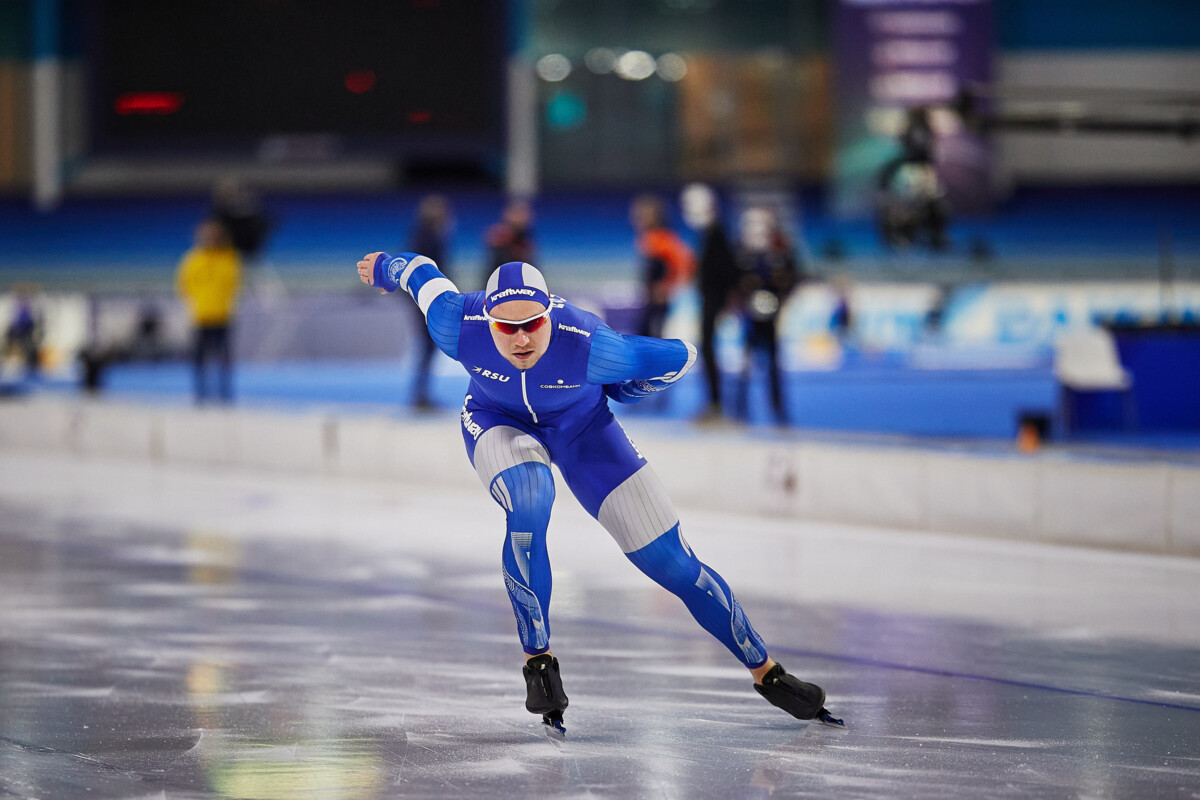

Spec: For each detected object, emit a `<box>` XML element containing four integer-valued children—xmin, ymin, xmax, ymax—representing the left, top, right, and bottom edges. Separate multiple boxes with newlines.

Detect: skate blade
<box><xmin>542</xmin><ymin>711</ymin><xmax>566</xmax><ymax>736</ymax></box>
<box><xmin>816</xmin><ymin>707</ymin><xmax>845</xmax><ymax>727</ymax></box>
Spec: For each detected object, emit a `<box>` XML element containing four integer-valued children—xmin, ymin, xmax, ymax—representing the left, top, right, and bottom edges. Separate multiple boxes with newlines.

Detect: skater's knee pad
<box><xmin>491</xmin><ymin>461</ymin><xmax>555</xmax><ymax>531</ymax></box>
<box><xmin>597</xmin><ymin>464</ymin><xmax>679</xmax><ymax>553</ymax></box>
<box><xmin>473</xmin><ymin>426</ymin><xmax>549</xmax><ymax>489</ymax></box>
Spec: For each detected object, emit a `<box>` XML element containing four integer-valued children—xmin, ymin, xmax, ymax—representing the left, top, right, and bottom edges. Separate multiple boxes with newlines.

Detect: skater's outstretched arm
<box><xmin>585</xmin><ymin>324</ymin><xmax>697</xmax><ymax>404</ymax></box>
<box><xmin>356</xmin><ymin>251</ymin><xmax>465</xmax><ymax>359</ymax></box>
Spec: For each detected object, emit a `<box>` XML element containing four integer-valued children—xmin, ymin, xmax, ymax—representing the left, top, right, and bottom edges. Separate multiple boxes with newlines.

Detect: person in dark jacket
<box><xmin>408</xmin><ymin>195</ymin><xmax>454</xmax><ymax>410</ymax></box>
<box><xmin>211</xmin><ymin>178</ymin><xmax>271</xmax><ymax>264</ymax></box>
<box><xmin>682</xmin><ymin>183</ymin><xmax>739</xmax><ymax>423</ymax></box>
<box><xmin>734</xmin><ymin>207</ymin><xmax>801</xmax><ymax>426</ymax></box>
<box><xmin>483</xmin><ymin>199</ymin><xmax>536</xmax><ymax>290</ymax></box>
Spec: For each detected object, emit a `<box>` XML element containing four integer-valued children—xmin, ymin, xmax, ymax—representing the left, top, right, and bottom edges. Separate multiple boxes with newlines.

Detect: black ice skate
<box><xmin>755</xmin><ymin>663</ymin><xmax>844</xmax><ymax>726</ymax></box>
<box><xmin>523</xmin><ymin>654</ymin><xmax>569</xmax><ymax>734</ymax></box>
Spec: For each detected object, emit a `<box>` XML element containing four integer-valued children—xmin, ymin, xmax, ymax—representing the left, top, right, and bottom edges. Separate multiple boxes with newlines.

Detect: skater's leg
<box><xmin>494</xmin><ymin>459</ymin><xmax>555</xmax><ymax>654</ymax></box>
<box><xmin>462</xmin><ymin>412</ymin><xmax>570</xmax><ymax>726</ymax></box>
<box><xmin>621</xmin><ymin>513</ymin><xmax>769</xmax><ymax>669</ymax></box>
<box><xmin>471</xmin><ymin>424</ymin><xmax>556</xmax><ymax>655</ymax></box>
<box><xmin>555</xmin><ymin>414</ymin><xmax>834</xmax><ymax>722</ymax></box>
<box><xmin>601</xmin><ymin>472</ymin><xmax>832</xmax><ymax>720</ymax></box>
<box><xmin>556</xmin><ymin>414</ymin><xmax>834</xmax><ymax>722</ymax></box>
<box><xmin>557</xmin><ymin>415</ymin><xmax>769</xmax><ymax>668</ymax></box>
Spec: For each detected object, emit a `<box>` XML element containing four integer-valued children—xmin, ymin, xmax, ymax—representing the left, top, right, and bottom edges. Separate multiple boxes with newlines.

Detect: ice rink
<box><xmin>1</xmin><ymin>444</ymin><xmax>1199</xmax><ymax>799</ymax></box>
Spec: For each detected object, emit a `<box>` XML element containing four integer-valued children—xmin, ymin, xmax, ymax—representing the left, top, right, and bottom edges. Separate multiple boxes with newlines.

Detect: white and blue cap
<box><xmin>484</xmin><ymin>261</ymin><xmax>550</xmax><ymax>313</ymax></box>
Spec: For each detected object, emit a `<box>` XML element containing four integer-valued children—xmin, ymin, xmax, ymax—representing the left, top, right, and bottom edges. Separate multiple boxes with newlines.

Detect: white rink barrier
<box><xmin>2</xmin><ymin>396</ymin><xmax>1197</xmax><ymax>558</ymax></box>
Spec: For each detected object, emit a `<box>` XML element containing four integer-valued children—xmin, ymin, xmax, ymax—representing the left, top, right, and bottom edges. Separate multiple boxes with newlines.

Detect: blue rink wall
<box><xmin>1</xmin><ymin>397</ymin><xmax>1198</xmax><ymax>558</ymax></box>
<box><xmin>16</xmin><ymin>278</ymin><xmax>1200</xmax><ymax>440</ymax></box>
<box><xmin>83</xmin><ymin>351</ymin><xmax>1058</xmax><ymax>440</ymax></box>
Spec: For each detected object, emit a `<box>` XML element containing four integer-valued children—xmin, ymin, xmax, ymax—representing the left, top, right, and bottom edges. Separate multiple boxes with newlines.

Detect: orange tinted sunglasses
<box><xmin>486</xmin><ymin>309</ymin><xmax>551</xmax><ymax>335</ymax></box>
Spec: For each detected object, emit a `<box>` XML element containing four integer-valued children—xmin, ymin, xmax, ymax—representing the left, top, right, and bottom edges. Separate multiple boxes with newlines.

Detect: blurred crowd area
<box><xmin>1</xmin><ymin>0</ymin><xmax>1198</xmax><ymax>445</ymax></box>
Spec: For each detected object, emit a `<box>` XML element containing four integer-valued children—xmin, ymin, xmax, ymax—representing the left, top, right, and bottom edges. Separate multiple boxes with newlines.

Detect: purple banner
<box><xmin>833</xmin><ymin>0</ymin><xmax>993</xmax><ymax>218</ymax></box>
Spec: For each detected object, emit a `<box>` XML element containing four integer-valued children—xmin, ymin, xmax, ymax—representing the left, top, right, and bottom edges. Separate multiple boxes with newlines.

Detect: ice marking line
<box><xmin>222</xmin><ymin>564</ymin><xmax>1200</xmax><ymax>717</ymax></box>
<box><xmin>575</xmin><ymin>618</ymin><xmax>1200</xmax><ymax>716</ymax></box>
<box><xmin>0</xmin><ymin>735</ymin><xmax>143</xmax><ymax>774</ymax></box>
<box><xmin>36</xmin><ymin>527</ymin><xmax>1200</xmax><ymax>720</ymax></box>
<box><xmin>764</xmin><ymin>645</ymin><xmax>1200</xmax><ymax>715</ymax></box>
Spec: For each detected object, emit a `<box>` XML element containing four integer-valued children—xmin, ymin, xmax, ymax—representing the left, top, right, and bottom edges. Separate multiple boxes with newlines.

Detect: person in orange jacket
<box><xmin>630</xmin><ymin>194</ymin><xmax>694</xmax><ymax>340</ymax></box>
<box><xmin>176</xmin><ymin>219</ymin><xmax>243</xmax><ymax>403</ymax></box>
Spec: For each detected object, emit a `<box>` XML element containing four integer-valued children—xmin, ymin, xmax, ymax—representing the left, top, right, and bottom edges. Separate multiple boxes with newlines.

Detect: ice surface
<box><xmin>1</xmin><ymin>450</ymin><xmax>1198</xmax><ymax>799</ymax></box>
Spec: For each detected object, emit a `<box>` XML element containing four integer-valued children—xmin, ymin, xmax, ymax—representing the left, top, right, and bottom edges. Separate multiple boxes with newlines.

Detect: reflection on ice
<box><xmin>199</xmin><ymin>735</ymin><xmax>390</xmax><ymax>800</ymax></box>
<box><xmin>0</xmin><ymin>453</ymin><xmax>1198</xmax><ymax>798</ymax></box>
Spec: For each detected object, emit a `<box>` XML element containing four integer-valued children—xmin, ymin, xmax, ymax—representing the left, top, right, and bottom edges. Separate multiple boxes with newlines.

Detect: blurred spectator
<box><xmin>877</xmin><ymin>106</ymin><xmax>948</xmax><ymax>251</ymax></box>
<box><xmin>681</xmin><ymin>183</ymin><xmax>738</xmax><ymax>423</ymax></box>
<box><xmin>829</xmin><ymin>274</ymin><xmax>854</xmax><ymax>342</ymax></box>
<box><xmin>483</xmin><ymin>198</ymin><xmax>537</xmax><ymax>288</ymax></box>
<box><xmin>176</xmin><ymin>220</ymin><xmax>243</xmax><ymax>404</ymax></box>
<box><xmin>883</xmin><ymin>106</ymin><xmax>935</xmax><ymax>180</ymax></box>
<box><xmin>408</xmin><ymin>195</ymin><xmax>454</xmax><ymax>411</ymax></box>
<box><xmin>734</xmin><ymin>207</ymin><xmax>801</xmax><ymax>425</ymax></box>
<box><xmin>3</xmin><ymin>283</ymin><xmax>44</xmax><ymax>378</ymax></box>
<box><xmin>77</xmin><ymin>300</ymin><xmax>165</xmax><ymax>393</ymax></box>
<box><xmin>923</xmin><ymin>282</ymin><xmax>953</xmax><ymax>339</ymax></box>
<box><xmin>212</xmin><ymin>177</ymin><xmax>283</xmax><ymax>305</ymax></box>
<box><xmin>129</xmin><ymin>303</ymin><xmax>167</xmax><ymax>362</ymax></box>
<box><xmin>211</xmin><ymin>177</ymin><xmax>272</xmax><ymax>264</ymax></box>
<box><xmin>630</xmin><ymin>194</ymin><xmax>694</xmax><ymax>340</ymax></box>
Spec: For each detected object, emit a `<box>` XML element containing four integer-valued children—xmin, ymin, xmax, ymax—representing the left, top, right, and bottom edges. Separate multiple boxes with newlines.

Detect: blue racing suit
<box><xmin>377</xmin><ymin>252</ymin><xmax>768</xmax><ymax>667</ymax></box>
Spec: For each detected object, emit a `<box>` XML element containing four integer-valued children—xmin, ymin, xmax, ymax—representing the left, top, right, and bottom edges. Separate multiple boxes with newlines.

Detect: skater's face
<box><xmin>488</xmin><ymin>299</ymin><xmax>551</xmax><ymax>370</ymax></box>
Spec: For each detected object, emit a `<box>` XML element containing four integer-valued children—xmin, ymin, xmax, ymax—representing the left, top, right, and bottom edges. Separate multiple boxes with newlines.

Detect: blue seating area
<box><xmin>2</xmin><ymin>185</ymin><xmax>1198</xmax><ymax>289</ymax></box>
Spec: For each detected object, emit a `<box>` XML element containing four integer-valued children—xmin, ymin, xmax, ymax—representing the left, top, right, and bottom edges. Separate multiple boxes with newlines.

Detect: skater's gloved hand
<box><xmin>604</xmin><ymin>376</ymin><xmax>676</xmax><ymax>404</ymax></box>
<box><xmin>356</xmin><ymin>251</ymin><xmax>402</xmax><ymax>294</ymax></box>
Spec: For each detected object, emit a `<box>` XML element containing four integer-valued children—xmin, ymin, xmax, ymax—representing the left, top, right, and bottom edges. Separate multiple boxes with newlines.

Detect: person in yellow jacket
<box><xmin>176</xmin><ymin>220</ymin><xmax>242</xmax><ymax>403</ymax></box>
